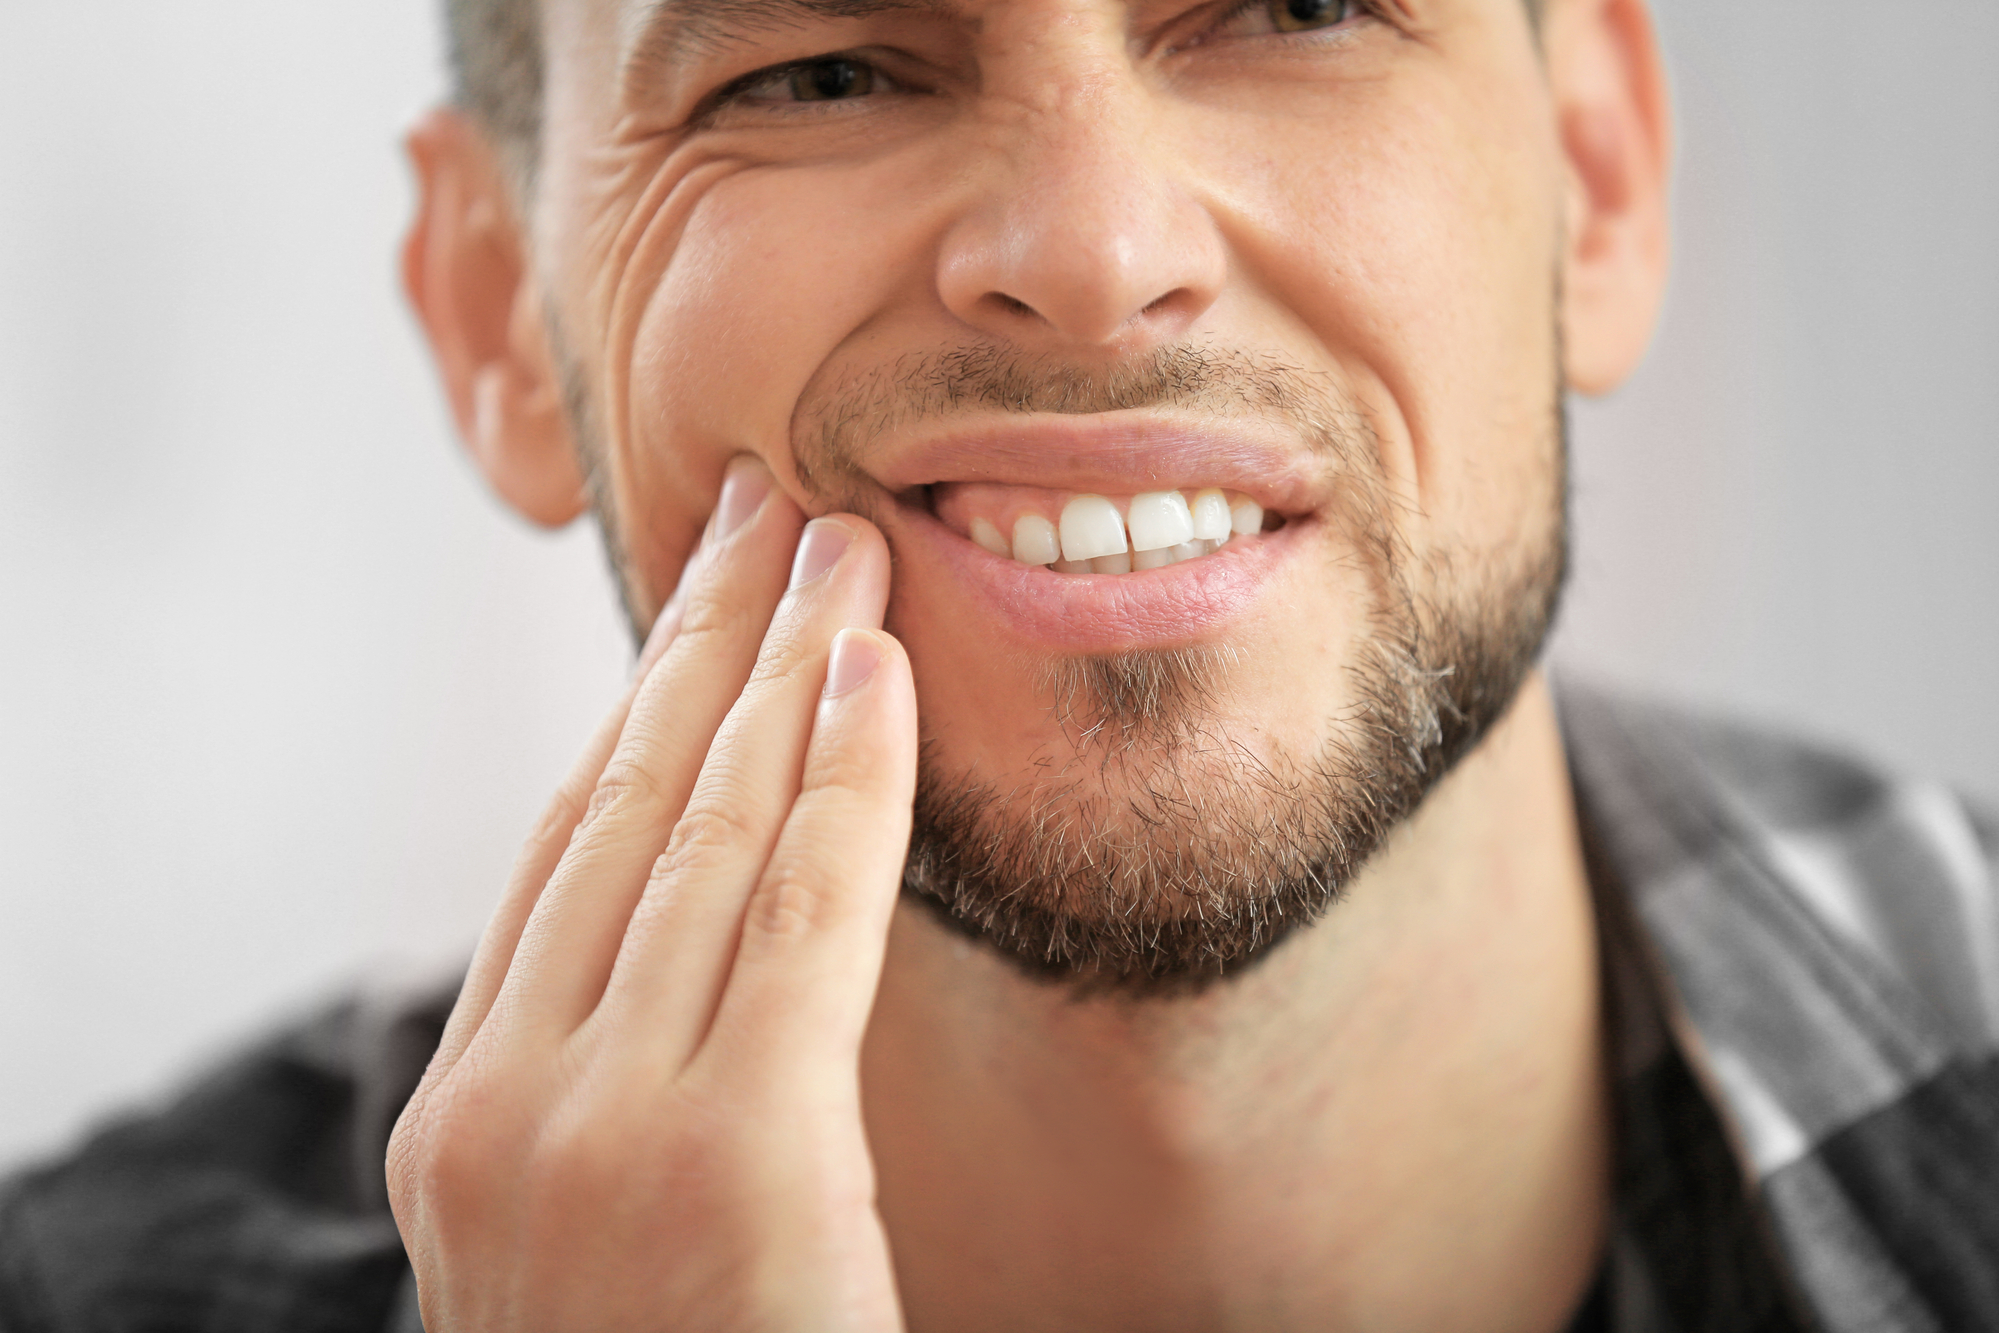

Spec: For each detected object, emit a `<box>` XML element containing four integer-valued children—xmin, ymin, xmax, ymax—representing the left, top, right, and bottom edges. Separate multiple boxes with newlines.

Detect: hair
<box><xmin>443</xmin><ymin>0</ymin><xmax>543</xmax><ymax>184</ymax></box>
<box><xmin>440</xmin><ymin>0</ymin><xmax>1549</xmax><ymax>186</ymax></box>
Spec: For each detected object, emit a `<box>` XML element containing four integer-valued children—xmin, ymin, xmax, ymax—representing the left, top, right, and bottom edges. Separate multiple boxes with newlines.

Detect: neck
<box><xmin>862</xmin><ymin>675</ymin><xmax>1609</xmax><ymax>1333</ymax></box>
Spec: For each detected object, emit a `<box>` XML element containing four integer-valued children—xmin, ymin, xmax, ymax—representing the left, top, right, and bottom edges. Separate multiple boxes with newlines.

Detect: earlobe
<box><xmin>1550</xmin><ymin>0</ymin><xmax>1673</xmax><ymax>396</ymax></box>
<box><xmin>403</xmin><ymin>109</ymin><xmax>587</xmax><ymax>528</ymax></box>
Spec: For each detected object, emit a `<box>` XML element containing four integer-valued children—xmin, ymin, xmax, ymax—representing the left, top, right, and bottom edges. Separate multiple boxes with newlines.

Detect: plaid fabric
<box><xmin>2</xmin><ymin>684</ymin><xmax>1993</xmax><ymax>1329</ymax></box>
<box><xmin>1561</xmin><ymin>681</ymin><xmax>1999</xmax><ymax>1332</ymax></box>
<box><xmin>0</xmin><ymin>988</ymin><xmax>445</xmax><ymax>1332</ymax></box>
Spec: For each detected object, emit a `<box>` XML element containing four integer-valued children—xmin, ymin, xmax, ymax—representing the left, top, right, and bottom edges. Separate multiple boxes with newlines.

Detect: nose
<box><xmin>936</xmin><ymin>73</ymin><xmax>1227</xmax><ymax>353</ymax></box>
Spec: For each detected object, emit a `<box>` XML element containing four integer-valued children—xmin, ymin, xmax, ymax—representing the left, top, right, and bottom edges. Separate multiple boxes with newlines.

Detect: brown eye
<box><xmin>1267</xmin><ymin>0</ymin><xmax>1354</xmax><ymax>32</ymax></box>
<box><xmin>787</xmin><ymin>58</ymin><xmax>875</xmax><ymax>102</ymax></box>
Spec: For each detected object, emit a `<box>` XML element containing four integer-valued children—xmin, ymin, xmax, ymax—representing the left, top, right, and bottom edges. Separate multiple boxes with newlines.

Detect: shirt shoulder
<box><xmin>0</xmin><ymin>980</ymin><xmax>453</xmax><ymax>1333</ymax></box>
<box><xmin>1558</xmin><ymin>679</ymin><xmax>1999</xmax><ymax>1333</ymax></box>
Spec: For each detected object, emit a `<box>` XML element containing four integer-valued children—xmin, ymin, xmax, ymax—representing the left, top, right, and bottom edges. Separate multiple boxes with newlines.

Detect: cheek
<box><xmin>618</xmin><ymin>153</ymin><xmax>950</xmax><ymax>590</ymax></box>
<box><xmin>1205</xmin><ymin>72</ymin><xmax>1562</xmax><ymax>560</ymax></box>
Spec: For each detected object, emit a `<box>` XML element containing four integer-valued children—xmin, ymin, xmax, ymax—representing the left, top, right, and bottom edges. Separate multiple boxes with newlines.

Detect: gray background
<box><xmin>2</xmin><ymin>4</ymin><xmax>1995</xmax><ymax>1164</ymax></box>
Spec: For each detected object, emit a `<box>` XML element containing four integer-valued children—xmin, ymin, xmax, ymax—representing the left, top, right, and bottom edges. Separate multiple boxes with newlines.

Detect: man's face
<box><xmin>532</xmin><ymin>0</ymin><xmax>1570</xmax><ymax>986</ymax></box>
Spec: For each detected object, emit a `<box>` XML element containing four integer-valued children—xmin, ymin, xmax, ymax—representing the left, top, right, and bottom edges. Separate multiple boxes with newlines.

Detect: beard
<box><xmin>901</xmin><ymin>548</ymin><xmax>1563</xmax><ymax>996</ymax></box>
<box><xmin>566</xmin><ymin>332</ymin><xmax>1568</xmax><ymax>998</ymax></box>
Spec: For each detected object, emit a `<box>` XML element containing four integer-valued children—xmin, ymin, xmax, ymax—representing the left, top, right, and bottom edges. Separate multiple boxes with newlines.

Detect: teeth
<box><xmin>1058</xmin><ymin>494</ymin><xmax>1129</xmax><ymax>562</ymax></box>
<box><xmin>1126</xmin><ymin>490</ymin><xmax>1195</xmax><ymax>553</ymax></box>
<box><xmin>970</xmin><ymin>517</ymin><xmax>1011</xmax><ymax>558</ymax></box>
<box><xmin>956</xmin><ymin>488</ymin><xmax>1272</xmax><ymax>575</ymax></box>
<box><xmin>1011</xmin><ymin>514</ymin><xmax>1061</xmax><ymax>566</ymax></box>
<box><xmin>1190</xmin><ymin>489</ymin><xmax>1232</xmax><ymax>543</ymax></box>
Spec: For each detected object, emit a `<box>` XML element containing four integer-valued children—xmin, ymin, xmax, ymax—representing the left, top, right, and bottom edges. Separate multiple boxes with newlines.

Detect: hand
<box><xmin>387</xmin><ymin>457</ymin><xmax>917</xmax><ymax>1331</ymax></box>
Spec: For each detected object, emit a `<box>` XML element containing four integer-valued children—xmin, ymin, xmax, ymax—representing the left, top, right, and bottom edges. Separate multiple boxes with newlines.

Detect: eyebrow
<box><xmin>628</xmin><ymin>0</ymin><xmax>948</xmax><ymax>72</ymax></box>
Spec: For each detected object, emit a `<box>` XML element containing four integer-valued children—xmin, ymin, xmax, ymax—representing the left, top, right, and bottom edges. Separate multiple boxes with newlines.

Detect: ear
<box><xmin>1546</xmin><ymin>0</ymin><xmax>1674</xmax><ymax>396</ymax></box>
<box><xmin>402</xmin><ymin>109</ymin><xmax>587</xmax><ymax>527</ymax></box>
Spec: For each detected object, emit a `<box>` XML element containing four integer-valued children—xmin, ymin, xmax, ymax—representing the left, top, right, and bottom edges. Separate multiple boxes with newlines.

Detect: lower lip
<box><xmin>887</xmin><ymin>501</ymin><xmax>1303</xmax><ymax>652</ymax></box>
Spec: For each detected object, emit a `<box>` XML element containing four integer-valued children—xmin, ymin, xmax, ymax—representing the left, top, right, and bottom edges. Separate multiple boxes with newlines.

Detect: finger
<box><xmin>702</xmin><ymin>629</ymin><xmax>917</xmax><ymax>1081</ymax></box>
<box><xmin>592</xmin><ymin>516</ymin><xmax>893</xmax><ymax>1060</ymax></box>
<box><xmin>423</xmin><ymin>527</ymin><xmax>703</xmax><ymax>1079</ymax></box>
<box><xmin>495</xmin><ymin>457</ymin><xmax>802</xmax><ymax>1038</ymax></box>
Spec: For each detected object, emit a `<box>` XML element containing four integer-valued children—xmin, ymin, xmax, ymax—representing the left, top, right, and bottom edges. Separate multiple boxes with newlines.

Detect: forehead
<box><xmin>629</xmin><ymin>0</ymin><xmax>952</xmax><ymax>48</ymax></box>
<box><xmin>602</xmin><ymin>0</ymin><xmax>1435</xmax><ymax>67</ymax></box>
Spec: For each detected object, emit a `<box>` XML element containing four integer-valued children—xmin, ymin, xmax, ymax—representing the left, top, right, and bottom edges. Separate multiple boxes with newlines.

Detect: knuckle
<box><xmin>672</xmin><ymin>588</ymin><xmax>768</xmax><ymax>652</ymax></box>
<box><xmin>580</xmin><ymin>760</ymin><xmax>672</xmax><ymax>833</ymax></box>
<box><xmin>524</xmin><ymin>781</ymin><xmax>591</xmax><ymax>857</ymax></box>
<box><xmin>660</xmin><ymin>795</ymin><xmax>763</xmax><ymax>868</ymax></box>
<box><xmin>388</xmin><ymin>1079</ymin><xmax>509</xmax><ymax>1220</ymax></box>
<box><xmin>745</xmin><ymin>617</ymin><xmax>816</xmax><ymax>691</ymax></box>
<box><xmin>743</xmin><ymin>864</ymin><xmax>843</xmax><ymax>944</ymax></box>
<box><xmin>803</xmin><ymin>742</ymin><xmax>892</xmax><ymax>801</ymax></box>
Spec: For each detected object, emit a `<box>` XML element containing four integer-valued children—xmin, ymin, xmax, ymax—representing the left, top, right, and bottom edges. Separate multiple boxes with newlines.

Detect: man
<box><xmin>3</xmin><ymin>0</ymin><xmax>1994</xmax><ymax>1329</ymax></box>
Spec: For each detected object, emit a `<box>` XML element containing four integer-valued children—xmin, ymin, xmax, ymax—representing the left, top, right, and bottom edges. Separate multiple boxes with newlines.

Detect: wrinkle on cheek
<box><xmin>573</xmin><ymin>147</ymin><xmax>764</xmax><ymax>616</ymax></box>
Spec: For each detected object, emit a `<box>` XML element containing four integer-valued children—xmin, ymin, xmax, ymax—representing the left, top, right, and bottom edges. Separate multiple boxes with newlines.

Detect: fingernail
<box><xmin>824</xmin><ymin>629</ymin><xmax>884</xmax><ymax>698</ymax></box>
<box><xmin>789</xmin><ymin>518</ymin><xmax>854</xmax><ymax>589</ymax></box>
<box><xmin>713</xmin><ymin>456</ymin><xmax>772</xmax><ymax>542</ymax></box>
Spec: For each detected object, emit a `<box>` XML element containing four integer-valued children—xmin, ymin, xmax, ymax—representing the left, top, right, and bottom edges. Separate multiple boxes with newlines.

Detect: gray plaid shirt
<box><xmin>3</xmin><ymin>683</ymin><xmax>1995</xmax><ymax>1330</ymax></box>
<box><xmin>1563</xmin><ymin>683</ymin><xmax>1999</xmax><ymax>1331</ymax></box>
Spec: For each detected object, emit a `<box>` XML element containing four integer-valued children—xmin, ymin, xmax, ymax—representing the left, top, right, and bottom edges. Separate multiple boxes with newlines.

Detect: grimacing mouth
<box><xmin>911</xmin><ymin>481</ymin><xmax>1288</xmax><ymax>576</ymax></box>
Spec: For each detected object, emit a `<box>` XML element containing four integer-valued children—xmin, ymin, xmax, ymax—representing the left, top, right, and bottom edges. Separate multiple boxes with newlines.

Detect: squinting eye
<box><xmin>787</xmin><ymin>58</ymin><xmax>875</xmax><ymax>102</ymax></box>
<box><xmin>1267</xmin><ymin>0</ymin><xmax>1355</xmax><ymax>31</ymax></box>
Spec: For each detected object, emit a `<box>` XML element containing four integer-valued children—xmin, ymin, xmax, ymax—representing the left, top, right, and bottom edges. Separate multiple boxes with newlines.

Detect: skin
<box><xmin>391</xmin><ymin>0</ymin><xmax>1672</xmax><ymax>1328</ymax></box>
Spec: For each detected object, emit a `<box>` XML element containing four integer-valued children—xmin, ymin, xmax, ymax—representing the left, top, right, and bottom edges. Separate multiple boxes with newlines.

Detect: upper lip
<box><xmin>863</xmin><ymin>410</ymin><xmax>1331</xmax><ymax>515</ymax></box>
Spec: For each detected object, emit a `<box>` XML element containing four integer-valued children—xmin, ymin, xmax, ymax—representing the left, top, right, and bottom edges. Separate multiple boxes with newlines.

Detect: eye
<box><xmin>1267</xmin><ymin>0</ymin><xmax>1358</xmax><ymax>31</ymax></box>
<box><xmin>717</xmin><ymin>53</ymin><xmax>898</xmax><ymax>112</ymax></box>
<box><xmin>786</xmin><ymin>57</ymin><xmax>876</xmax><ymax>102</ymax></box>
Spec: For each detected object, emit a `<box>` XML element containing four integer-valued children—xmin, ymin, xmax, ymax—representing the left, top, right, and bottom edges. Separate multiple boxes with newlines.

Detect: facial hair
<box><xmin>788</xmin><ymin>342</ymin><xmax>1569</xmax><ymax>997</ymax></box>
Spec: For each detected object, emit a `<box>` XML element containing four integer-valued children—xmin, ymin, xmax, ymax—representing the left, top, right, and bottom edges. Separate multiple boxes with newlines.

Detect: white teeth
<box><xmin>966</xmin><ymin>488</ymin><xmax>1271</xmax><ymax>574</ymax></box>
<box><xmin>1059</xmin><ymin>494</ymin><xmax>1129</xmax><ymax>562</ymax></box>
<box><xmin>970</xmin><ymin>517</ymin><xmax>1011</xmax><ymax>558</ymax></box>
<box><xmin>1126</xmin><ymin>490</ymin><xmax>1195</xmax><ymax>552</ymax></box>
<box><xmin>1011</xmin><ymin>513</ymin><xmax>1060</xmax><ymax>566</ymax></box>
<box><xmin>1190</xmin><ymin>488</ymin><xmax>1232</xmax><ymax>543</ymax></box>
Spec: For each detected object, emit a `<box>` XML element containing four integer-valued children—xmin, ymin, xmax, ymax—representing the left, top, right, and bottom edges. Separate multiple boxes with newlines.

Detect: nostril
<box><xmin>985</xmin><ymin>292</ymin><xmax>1037</xmax><ymax>320</ymax></box>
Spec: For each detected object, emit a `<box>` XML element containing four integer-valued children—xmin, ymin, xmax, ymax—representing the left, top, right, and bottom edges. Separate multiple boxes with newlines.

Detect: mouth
<box><xmin>930</xmin><ymin>484</ymin><xmax>1280</xmax><ymax>575</ymax></box>
<box><xmin>857</xmin><ymin>412</ymin><xmax>1324</xmax><ymax>652</ymax></box>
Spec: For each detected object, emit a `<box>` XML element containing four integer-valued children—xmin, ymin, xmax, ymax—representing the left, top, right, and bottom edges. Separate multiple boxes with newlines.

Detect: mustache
<box><xmin>791</xmin><ymin>341</ymin><xmax>1371</xmax><ymax>505</ymax></box>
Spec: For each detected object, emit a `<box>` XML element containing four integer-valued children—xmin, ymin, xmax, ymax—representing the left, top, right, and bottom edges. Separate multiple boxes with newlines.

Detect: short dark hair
<box><xmin>443</xmin><ymin>0</ymin><xmax>543</xmax><ymax>183</ymax></box>
<box><xmin>442</xmin><ymin>0</ymin><xmax>1547</xmax><ymax>185</ymax></box>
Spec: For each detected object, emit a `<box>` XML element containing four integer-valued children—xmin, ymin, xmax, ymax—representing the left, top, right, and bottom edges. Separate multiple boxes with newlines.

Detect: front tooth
<box><xmin>1011</xmin><ymin>513</ymin><xmax>1060</xmax><ymax>566</ymax></box>
<box><xmin>1190</xmin><ymin>489</ymin><xmax>1232</xmax><ymax>542</ymax></box>
<box><xmin>1091</xmin><ymin>552</ymin><xmax>1132</xmax><ymax>575</ymax></box>
<box><xmin>1132</xmin><ymin>546</ymin><xmax>1178</xmax><ymax>571</ymax></box>
<box><xmin>970</xmin><ymin>517</ymin><xmax>1011</xmax><ymax>558</ymax></box>
<box><xmin>1059</xmin><ymin>494</ymin><xmax>1129</xmax><ymax>562</ymax></box>
<box><xmin>1170</xmin><ymin>541</ymin><xmax>1205</xmax><ymax>563</ymax></box>
<box><xmin>1230</xmin><ymin>497</ymin><xmax>1265</xmax><ymax>536</ymax></box>
<box><xmin>1126</xmin><ymin>490</ymin><xmax>1194</xmax><ymax>552</ymax></box>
